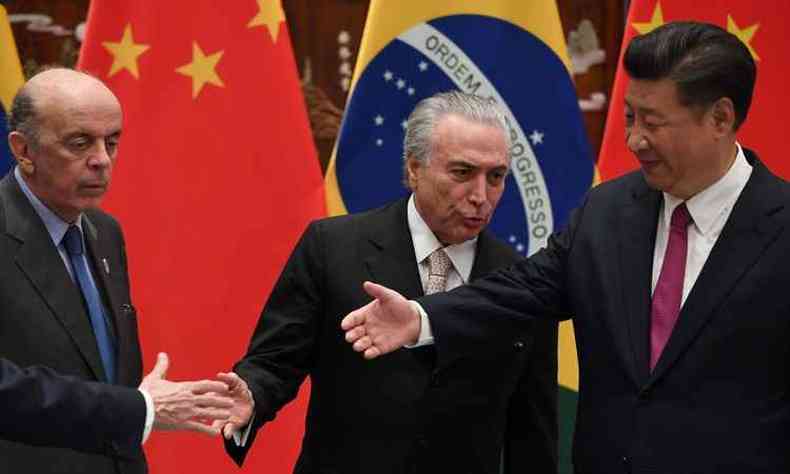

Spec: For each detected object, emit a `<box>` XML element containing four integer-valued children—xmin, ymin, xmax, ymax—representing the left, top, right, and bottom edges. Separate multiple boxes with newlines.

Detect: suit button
<box><xmin>621</xmin><ymin>456</ymin><xmax>631</xmax><ymax>472</ymax></box>
<box><xmin>105</xmin><ymin>441</ymin><xmax>119</xmax><ymax>455</ymax></box>
<box><xmin>513</xmin><ymin>341</ymin><xmax>525</xmax><ymax>351</ymax></box>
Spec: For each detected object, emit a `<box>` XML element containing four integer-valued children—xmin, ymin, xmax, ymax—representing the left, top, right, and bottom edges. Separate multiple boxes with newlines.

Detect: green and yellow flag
<box><xmin>0</xmin><ymin>0</ymin><xmax>24</xmax><ymax>175</ymax></box>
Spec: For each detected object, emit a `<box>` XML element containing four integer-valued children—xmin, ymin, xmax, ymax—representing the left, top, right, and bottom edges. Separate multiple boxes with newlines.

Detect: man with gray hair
<box><xmin>220</xmin><ymin>90</ymin><xmax>558</xmax><ymax>473</ymax></box>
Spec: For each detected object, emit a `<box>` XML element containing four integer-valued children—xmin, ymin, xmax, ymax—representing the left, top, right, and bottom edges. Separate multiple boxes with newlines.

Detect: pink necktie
<box><xmin>650</xmin><ymin>203</ymin><xmax>691</xmax><ymax>370</ymax></box>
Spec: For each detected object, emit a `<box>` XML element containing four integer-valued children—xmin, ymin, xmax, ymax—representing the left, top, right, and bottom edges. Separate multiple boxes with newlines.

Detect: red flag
<box><xmin>78</xmin><ymin>1</ymin><xmax>324</xmax><ymax>472</ymax></box>
<box><xmin>599</xmin><ymin>0</ymin><xmax>789</xmax><ymax>180</ymax></box>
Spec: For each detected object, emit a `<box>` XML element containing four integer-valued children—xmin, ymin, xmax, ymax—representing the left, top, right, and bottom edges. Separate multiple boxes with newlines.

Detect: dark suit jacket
<box><xmin>421</xmin><ymin>150</ymin><xmax>790</xmax><ymax>474</ymax></box>
<box><xmin>227</xmin><ymin>198</ymin><xmax>558</xmax><ymax>474</ymax></box>
<box><xmin>0</xmin><ymin>358</ymin><xmax>145</xmax><ymax>457</ymax></box>
<box><xmin>0</xmin><ymin>173</ymin><xmax>145</xmax><ymax>473</ymax></box>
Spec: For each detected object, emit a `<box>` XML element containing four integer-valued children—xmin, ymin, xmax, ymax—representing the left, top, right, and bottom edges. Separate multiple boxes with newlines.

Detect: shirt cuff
<box><xmin>232</xmin><ymin>410</ymin><xmax>255</xmax><ymax>447</ymax></box>
<box><xmin>139</xmin><ymin>388</ymin><xmax>155</xmax><ymax>444</ymax></box>
<box><xmin>405</xmin><ymin>300</ymin><xmax>434</xmax><ymax>348</ymax></box>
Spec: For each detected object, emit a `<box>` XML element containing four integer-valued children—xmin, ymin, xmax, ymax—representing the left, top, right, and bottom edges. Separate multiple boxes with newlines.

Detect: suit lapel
<box><xmin>1</xmin><ymin>176</ymin><xmax>108</xmax><ymax>381</ymax></box>
<box><xmin>469</xmin><ymin>230</ymin><xmax>512</xmax><ymax>280</ymax></box>
<box><xmin>618</xmin><ymin>180</ymin><xmax>662</xmax><ymax>385</ymax></box>
<box><xmin>363</xmin><ymin>199</ymin><xmax>424</xmax><ymax>298</ymax></box>
<box><xmin>649</xmin><ymin>159</ymin><xmax>786</xmax><ymax>381</ymax></box>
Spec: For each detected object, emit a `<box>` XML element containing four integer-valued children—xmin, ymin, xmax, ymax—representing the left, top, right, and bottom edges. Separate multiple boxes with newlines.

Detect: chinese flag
<box><xmin>78</xmin><ymin>1</ymin><xmax>325</xmax><ymax>473</ymax></box>
<box><xmin>599</xmin><ymin>0</ymin><xmax>790</xmax><ymax>180</ymax></box>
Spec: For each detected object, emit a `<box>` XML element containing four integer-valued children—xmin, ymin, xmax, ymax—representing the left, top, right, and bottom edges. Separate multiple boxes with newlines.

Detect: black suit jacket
<box><xmin>0</xmin><ymin>358</ymin><xmax>145</xmax><ymax>456</ymax></box>
<box><xmin>227</xmin><ymin>198</ymin><xmax>558</xmax><ymax>474</ymax></box>
<box><xmin>421</xmin><ymin>150</ymin><xmax>790</xmax><ymax>474</ymax></box>
<box><xmin>0</xmin><ymin>173</ymin><xmax>145</xmax><ymax>473</ymax></box>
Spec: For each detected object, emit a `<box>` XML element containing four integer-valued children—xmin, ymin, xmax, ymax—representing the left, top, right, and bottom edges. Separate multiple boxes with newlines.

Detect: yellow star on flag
<box><xmin>248</xmin><ymin>0</ymin><xmax>285</xmax><ymax>42</ymax></box>
<box><xmin>727</xmin><ymin>15</ymin><xmax>760</xmax><ymax>61</ymax></box>
<box><xmin>633</xmin><ymin>2</ymin><xmax>665</xmax><ymax>35</ymax></box>
<box><xmin>102</xmin><ymin>24</ymin><xmax>150</xmax><ymax>79</ymax></box>
<box><xmin>175</xmin><ymin>42</ymin><xmax>225</xmax><ymax>99</ymax></box>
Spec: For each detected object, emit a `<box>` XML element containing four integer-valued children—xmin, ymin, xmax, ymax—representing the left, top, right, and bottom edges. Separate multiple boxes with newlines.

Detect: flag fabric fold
<box><xmin>78</xmin><ymin>1</ymin><xmax>324</xmax><ymax>472</ymax></box>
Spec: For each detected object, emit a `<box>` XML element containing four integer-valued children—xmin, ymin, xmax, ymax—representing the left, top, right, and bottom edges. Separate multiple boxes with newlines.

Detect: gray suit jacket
<box><xmin>0</xmin><ymin>173</ymin><xmax>145</xmax><ymax>474</ymax></box>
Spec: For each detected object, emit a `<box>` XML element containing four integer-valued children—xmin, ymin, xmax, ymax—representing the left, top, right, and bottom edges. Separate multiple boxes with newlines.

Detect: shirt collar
<box><xmin>14</xmin><ymin>166</ymin><xmax>83</xmax><ymax>247</ymax></box>
<box><xmin>407</xmin><ymin>194</ymin><xmax>477</xmax><ymax>282</ymax></box>
<box><xmin>662</xmin><ymin>143</ymin><xmax>752</xmax><ymax>236</ymax></box>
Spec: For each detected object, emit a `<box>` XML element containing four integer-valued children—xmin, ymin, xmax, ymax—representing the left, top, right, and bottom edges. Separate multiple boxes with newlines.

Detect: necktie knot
<box><xmin>63</xmin><ymin>225</ymin><xmax>84</xmax><ymax>256</ymax></box>
<box><xmin>670</xmin><ymin>203</ymin><xmax>692</xmax><ymax>230</ymax></box>
<box><xmin>427</xmin><ymin>248</ymin><xmax>452</xmax><ymax>277</ymax></box>
<box><xmin>425</xmin><ymin>248</ymin><xmax>452</xmax><ymax>294</ymax></box>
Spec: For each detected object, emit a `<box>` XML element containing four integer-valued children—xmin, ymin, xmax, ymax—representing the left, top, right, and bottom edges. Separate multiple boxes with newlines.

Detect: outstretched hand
<box><xmin>139</xmin><ymin>353</ymin><xmax>233</xmax><ymax>436</ymax></box>
<box><xmin>214</xmin><ymin>372</ymin><xmax>255</xmax><ymax>439</ymax></box>
<box><xmin>341</xmin><ymin>281</ymin><xmax>421</xmax><ymax>359</ymax></box>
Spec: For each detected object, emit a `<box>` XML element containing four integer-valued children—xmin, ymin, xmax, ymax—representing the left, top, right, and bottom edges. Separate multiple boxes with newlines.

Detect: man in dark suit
<box><xmin>219</xmin><ymin>91</ymin><xmax>558</xmax><ymax>474</ymax></box>
<box><xmin>343</xmin><ymin>22</ymin><xmax>788</xmax><ymax>474</ymax></box>
<box><xmin>1</xmin><ymin>68</ymin><xmax>233</xmax><ymax>472</ymax></box>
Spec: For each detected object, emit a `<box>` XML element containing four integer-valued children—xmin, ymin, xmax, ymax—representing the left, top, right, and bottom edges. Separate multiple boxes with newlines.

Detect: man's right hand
<box><xmin>139</xmin><ymin>353</ymin><xmax>233</xmax><ymax>435</ymax></box>
<box><xmin>341</xmin><ymin>281</ymin><xmax>421</xmax><ymax>359</ymax></box>
<box><xmin>214</xmin><ymin>371</ymin><xmax>254</xmax><ymax>440</ymax></box>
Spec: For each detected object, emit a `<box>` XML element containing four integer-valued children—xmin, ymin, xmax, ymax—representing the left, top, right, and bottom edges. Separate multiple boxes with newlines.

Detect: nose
<box><xmin>468</xmin><ymin>174</ymin><xmax>487</xmax><ymax>207</ymax></box>
<box><xmin>626</xmin><ymin>129</ymin><xmax>649</xmax><ymax>154</ymax></box>
<box><xmin>88</xmin><ymin>142</ymin><xmax>113</xmax><ymax>169</ymax></box>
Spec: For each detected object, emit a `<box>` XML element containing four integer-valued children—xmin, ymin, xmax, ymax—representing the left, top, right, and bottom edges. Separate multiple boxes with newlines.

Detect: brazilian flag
<box><xmin>326</xmin><ymin>1</ymin><xmax>592</xmax><ymax>472</ymax></box>
<box><xmin>0</xmin><ymin>0</ymin><xmax>24</xmax><ymax>175</ymax></box>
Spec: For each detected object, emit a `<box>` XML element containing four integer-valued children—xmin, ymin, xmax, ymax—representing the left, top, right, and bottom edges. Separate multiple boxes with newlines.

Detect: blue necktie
<box><xmin>62</xmin><ymin>225</ymin><xmax>116</xmax><ymax>384</ymax></box>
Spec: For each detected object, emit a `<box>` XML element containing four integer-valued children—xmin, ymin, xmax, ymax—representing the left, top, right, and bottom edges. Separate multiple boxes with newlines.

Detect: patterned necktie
<box><xmin>63</xmin><ymin>225</ymin><xmax>116</xmax><ymax>383</ymax></box>
<box><xmin>650</xmin><ymin>203</ymin><xmax>692</xmax><ymax>371</ymax></box>
<box><xmin>425</xmin><ymin>248</ymin><xmax>452</xmax><ymax>294</ymax></box>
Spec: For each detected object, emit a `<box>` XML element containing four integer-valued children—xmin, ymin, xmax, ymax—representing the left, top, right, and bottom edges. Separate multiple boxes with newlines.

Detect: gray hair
<box><xmin>7</xmin><ymin>86</ymin><xmax>40</xmax><ymax>149</ymax></box>
<box><xmin>402</xmin><ymin>90</ymin><xmax>511</xmax><ymax>185</ymax></box>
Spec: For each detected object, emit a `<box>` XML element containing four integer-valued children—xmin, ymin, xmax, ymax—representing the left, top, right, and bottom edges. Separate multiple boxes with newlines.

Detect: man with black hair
<box><xmin>343</xmin><ymin>21</ymin><xmax>790</xmax><ymax>474</ymax></box>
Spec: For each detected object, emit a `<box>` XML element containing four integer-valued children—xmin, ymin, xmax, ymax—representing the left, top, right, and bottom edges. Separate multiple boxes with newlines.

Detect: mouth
<box><xmin>638</xmin><ymin>158</ymin><xmax>661</xmax><ymax>171</ymax></box>
<box><xmin>463</xmin><ymin>216</ymin><xmax>486</xmax><ymax>228</ymax></box>
<box><xmin>81</xmin><ymin>183</ymin><xmax>108</xmax><ymax>194</ymax></box>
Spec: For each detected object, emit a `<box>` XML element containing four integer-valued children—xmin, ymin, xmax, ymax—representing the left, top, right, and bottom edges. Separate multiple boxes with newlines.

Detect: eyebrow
<box><xmin>624</xmin><ymin>99</ymin><xmax>664</xmax><ymax>118</ymax></box>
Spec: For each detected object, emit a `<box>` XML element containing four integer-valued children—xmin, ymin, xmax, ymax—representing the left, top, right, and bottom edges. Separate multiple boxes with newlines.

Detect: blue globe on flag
<box><xmin>335</xmin><ymin>14</ymin><xmax>593</xmax><ymax>255</ymax></box>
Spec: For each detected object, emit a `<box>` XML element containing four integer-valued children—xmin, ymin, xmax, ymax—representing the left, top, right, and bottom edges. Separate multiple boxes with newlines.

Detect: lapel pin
<box><xmin>102</xmin><ymin>258</ymin><xmax>110</xmax><ymax>275</ymax></box>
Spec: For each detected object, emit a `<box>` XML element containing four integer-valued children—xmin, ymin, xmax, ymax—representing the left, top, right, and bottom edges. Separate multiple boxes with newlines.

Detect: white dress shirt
<box><xmin>651</xmin><ymin>144</ymin><xmax>752</xmax><ymax>304</ymax></box>
<box><xmin>408</xmin><ymin>195</ymin><xmax>477</xmax><ymax>345</ymax></box>
<box><xmin>415</xmin><ymin>143</ymin><xmax>752</xmax><ymax>343</ymax></box>
<box><xmin>408</xmin><ymin>195</ymin><xmax>476</xmax><ymax>292</ymax></box>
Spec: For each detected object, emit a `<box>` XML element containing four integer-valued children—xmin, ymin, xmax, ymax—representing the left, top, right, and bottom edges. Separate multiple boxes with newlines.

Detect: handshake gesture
<box><xmin>139</xmin><ymin>353</ymin><xmax>254</xmax><ymax>437</ymax></box>
<box><xmin>143</xmin><ymin>281</ymin><xmax>431</xmax><ymax>438</ymax></box>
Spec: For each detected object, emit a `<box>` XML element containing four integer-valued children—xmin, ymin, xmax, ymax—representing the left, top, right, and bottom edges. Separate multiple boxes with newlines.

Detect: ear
<box><xmin>7</xmin><ymin>132</ymin><xmax>35</xmax><ymax>174</ymax></box>
<box><xmin>709</xmin><ymin>97</ymin><xmax>736</xmax><ymax>136</ymax></box>
<box><xmin>406</xmin><ymin>157</ymin><xmax>422</xmax><ymax>189</ymax></box>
